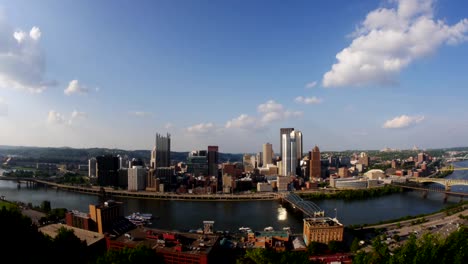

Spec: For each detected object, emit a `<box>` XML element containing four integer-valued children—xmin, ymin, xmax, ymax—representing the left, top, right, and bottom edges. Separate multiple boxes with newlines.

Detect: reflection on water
<box><xmin>277</xmin><ymin>206</ymin><xmax>287</xmax><ymax>221</ymax></box>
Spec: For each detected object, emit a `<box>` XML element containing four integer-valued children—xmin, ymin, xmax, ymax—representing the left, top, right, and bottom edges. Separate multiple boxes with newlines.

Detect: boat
<box><xmin>125</xmin><ymin>212</ymin><xmax>153</xmax><ymax>225</ymax></box>
<box><xmin>126</xmin><ymin>212</ymin><xmax>153</xmax><ymax>220</ymax></box>
<box><xmin>264</xmin><ymin>226</ymin><xmax>274</xmax><ymax>231</ymax></box>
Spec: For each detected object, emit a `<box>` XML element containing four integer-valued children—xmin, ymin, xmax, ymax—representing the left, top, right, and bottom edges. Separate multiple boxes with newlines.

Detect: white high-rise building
<box><xmin>128</xmin><ymin>166</ymin><xmax>146</xmax><ymax>191</ymax></box>
<box><xmin>281</xmin><ymin>130</ymin><xmax>302</xmax><ymax>176</ymax></box>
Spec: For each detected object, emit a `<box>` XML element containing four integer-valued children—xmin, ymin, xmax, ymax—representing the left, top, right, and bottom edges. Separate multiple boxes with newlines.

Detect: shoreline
<box><xmin>7</xmin><ymin>178</ymin><xmax>280</xmax><ymax>202</ymax></box>
<box><xmin>352</xmin><ymin>201</ymin><xmax>468</xmax><ymax>229</ymax></box>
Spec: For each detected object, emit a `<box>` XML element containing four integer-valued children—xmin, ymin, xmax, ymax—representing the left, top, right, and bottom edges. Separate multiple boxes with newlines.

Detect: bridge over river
<box><xmin>407</xmin><ymin>176</ymin><xmax>468</xmax><ymax>191</ymax></box>
<box><xmin>280</xmin><ymin>192</ymin><xmax>325</xmax><ymax>217</ymax></box>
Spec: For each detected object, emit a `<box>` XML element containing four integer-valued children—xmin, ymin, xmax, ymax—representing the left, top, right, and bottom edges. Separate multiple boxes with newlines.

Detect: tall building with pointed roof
<box><xmin>310</xmin><ymin>145</ymin><xmax>321</xmax><ymax>180</ymax></box>
<box><xmin>151</xmin><ymin>133</ymin><xmax>171</xmax><ymax>169</ymax></box>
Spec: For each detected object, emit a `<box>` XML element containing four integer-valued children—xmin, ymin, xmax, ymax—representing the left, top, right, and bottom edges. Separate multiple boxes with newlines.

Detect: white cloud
<box><xmin>383</xmin><ymin>114</ymin><xmax>425</xmax><ymax>128</ymax></box>
<box><xmin>29</xmin><ymin>26</ymin><xmax>41</xmax><ymax>40</ymax></box>
<box><xmin>294</xmin><ymin>96</ymin><xmax>322</xmax><ymax>105</ymax></box>
<box><xmin>225</xmin><ymin>114</ymin><xmax>257</xmax><ymax>129</ymax></box>
<box><xmin>0</xmin><ymin>97</ymin><xmax>7</xmax><ymax>116</ymax></box>
<box><xmin>13</xmin><ymin>31</ymin><xmax>26</xmax><ymax>43</ymax></box>
<box><xmin>187</xmin><ymin>122</ymin><xmax>215</xmax><ymax>134</ymax></box>
<box><xmin>129</xmin><ymin>111</ymin><xmax>152</xmax><ymax>117</ymax></box>
<box><xmin>257</xmin><ymin>100</ymin><xmax>284</xmax><ymax>114</ymax></box>
<box><xmin>257</xmin><ymin>100</ymin><xmax>302</xmax><ymax>125</ymax></box>
<box><xmin>64</xmin><ymin>80</ymin><xmax>88</xmax><ymax>95</ymax></box>
<box><xmin>322</xmin><ymin>0</ymin><xmax>468</xmax><ymax>87</ymax></box>
<box><xmin>0</xmin><ymin>15</ymin><xmax>53</xmax><ymax>93</ymax></box>
<box><xmin>68</xmin><ymin>110</ymin><xmax>87</xmax><ymax>125</ymax></box>
<box><xmin>305</xmin><ymin>81</ymin><xmax>317</xmax><ymax>89</ymax></box>
<box><xmin>164</xmin><ymin>123</ymin><xmax>173</xmax><ymax>129</ymax></box>
<box><xmin>47</xmin><ymin>110</ymin><xmax>87</xmax><ymax>125</ymax></box>
<box><xmin>47</xmin><ymin>110</ymin><xmax>66</xmax><ymax>124</ymax></box>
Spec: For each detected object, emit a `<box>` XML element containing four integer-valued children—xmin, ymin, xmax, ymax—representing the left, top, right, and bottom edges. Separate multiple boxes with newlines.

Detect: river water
<box><xmin>1</xmin><ymin>161</ymin><xmax>467</xmax><ymax>233</ymax></box>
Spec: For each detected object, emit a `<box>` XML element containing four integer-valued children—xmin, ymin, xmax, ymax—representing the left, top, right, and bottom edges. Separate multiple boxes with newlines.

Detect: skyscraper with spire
<box><xmin>150</xmin><ymin>133</ymin><xmax>171</xmax><ymax>169</ymax></box>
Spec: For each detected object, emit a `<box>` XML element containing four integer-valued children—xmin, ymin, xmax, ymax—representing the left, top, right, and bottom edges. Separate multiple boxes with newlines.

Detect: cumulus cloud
<box><xmin>64</xmin><ymin>80</ymin><xmax>88</xmax><ymax>95</ymax></box>
<box><xmin>0</xmin><ymin>15</ymin><xmax>53</xmax><ymax>93</ymax></box>
<box><xmin>129</xmin><ymin>111</ymin><xmax>152</xmax><ymax>117</ymax></box>
<box><xmin>382</xmin><ymin>114</ymin><xmax>425</xmax><ymax>128</ymax></box>
<box><xmin>47</xmin><ymin>110</ymin><xmax>66</xmax><ymax>124</ymax></box>
<box><xmin>187</xmin><ymin>122</ymin><xmax>215</xmax><ymax>133</ymax></box>
<box><xmin>322</xmin><ymin>0</ymin><xmax>468</xmax><ymax>87</ymax></box>
<box><xmin>258</xmin><ymin>100</ymin><xmax>302</xmax><ymax>125</ymax></box>
<box><xmin>225</xmin><ymin>114</ymin><xmax>257</xmax><ymax>129</ymax></box>
<box><xmin>47</xmin><ymin>110</ymin><xmax>87</xmax><ymax>125</ymax></box>
<box><xmin>29</xmin><ymin>26</ymin><xmax>41</xmax><ymax>40</ymax></box>
<box><xmin>224</xmin><ymin>100</ymin><xmax>303</xmax><ymax>131</ymax></box>
<box><xmin>294</xmin><ymin>96</ymin><xmax>322</xmax><ymax>105</ymax></box>
<box><xmin>305</xmin><ymin>81</ymin><xmax>317</xmax><ymax>89</ymax></box>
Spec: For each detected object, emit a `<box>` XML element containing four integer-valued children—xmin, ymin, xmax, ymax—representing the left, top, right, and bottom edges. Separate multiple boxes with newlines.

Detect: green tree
<box><xmin>307</xmin><ymin>241</ymin><xmax>328</xmax><ymax>255</ymax></box>
<box><xmin>51</xmin><ymin>227</ymin><xmax>89</xmax><ymax>264</ymax></box>
<box><xmin>350</xmin><ymin>238</ymin><xmax>360</xmax><ymax>252</ymax></box>
<box><xmin>95</xmin><ymin>246</ymin><xmax>162</xmax><ymax>264</ymax></box>
<box><xmin>328</xmin><ymin>240</ymin><xmax>346</xmax><ymax>253</ymax></box>
<box><xmin>41</xmin><ymin>200</ymin><xmax>51</xmax><ymax>212</ymax></box>
<box><xmin>440</xmin><ymin>226</ymin><xmax>468</xmax><ymax>264</ymax></box>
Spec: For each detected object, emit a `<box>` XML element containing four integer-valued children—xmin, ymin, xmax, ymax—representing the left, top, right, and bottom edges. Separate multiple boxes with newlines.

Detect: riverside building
<box><xmin>303</xmin><ymin>217</ymin><xmax>344</xmax><ymax>245</ymax></box>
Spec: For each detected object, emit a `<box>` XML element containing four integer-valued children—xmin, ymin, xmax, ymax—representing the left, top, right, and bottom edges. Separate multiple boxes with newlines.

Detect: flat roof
<box><xmin>39</xmin><ymin>224</ymin><xmax>105</xmax><ymax>246</ymax></box>
<box><xmin>304</xmin><ymin>217</ymin><xmax>343</xmax><ymax>227</ymax></box>
<box><xmin>112</xmin><ymin>227</ymin><xmax>220</xmax><ymax>256</ymax></box>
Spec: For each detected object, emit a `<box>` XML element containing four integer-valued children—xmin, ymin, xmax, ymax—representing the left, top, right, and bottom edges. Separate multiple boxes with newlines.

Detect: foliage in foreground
<box><xmin>0</xmin><ymin>205</ymin><xmax>161</xmax><ymax>264</ymax></box>
<box><xmin>353</xmin><ymin>226</ymin><xmax>468</xmax><ymax>264</ymax></box>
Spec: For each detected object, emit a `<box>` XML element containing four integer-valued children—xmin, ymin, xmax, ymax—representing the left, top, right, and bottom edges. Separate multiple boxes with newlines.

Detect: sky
<box><xmin>0</xmin><ymin>0</ymin><xmax>468</xmax><ymax>153</ymax></box>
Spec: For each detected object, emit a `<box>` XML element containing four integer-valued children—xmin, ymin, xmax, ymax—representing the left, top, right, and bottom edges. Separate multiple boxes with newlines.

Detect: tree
<box><xmin>41</xmin><ymin>200</ymin><xmax>51</xmax><ymax>212</ymax></box>
<box><xmin>328</xmin><ymin>240</ymin><xmax>346</xmax><ymax>253</ymax></box>
<box><xmin>307</xmin><ymin>241</ymin><xmax>328</xmax><ymax>255</ymax></box>
<box><xmin>350</xmin><ymin>238</ymin><xmax>360</xmax><ymax>252</ymax></box>
<box><xmin>95</xmin><ymin>246</ymin><xmax>163</xmax><ymax>264</ymax></box>
<box><xmin>51</xmin><ymin>227</ymin><xmax>89</xmax><ymax>264</ymax></box>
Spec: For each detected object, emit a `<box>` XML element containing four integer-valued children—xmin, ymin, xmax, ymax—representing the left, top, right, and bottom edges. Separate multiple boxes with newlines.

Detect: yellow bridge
<box><xmin>407</xmin><ymin>176</ymin><xmax>468</xmax><ymax>191</ymax></box>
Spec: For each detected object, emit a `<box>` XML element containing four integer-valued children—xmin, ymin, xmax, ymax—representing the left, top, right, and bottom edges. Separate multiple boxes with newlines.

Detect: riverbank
<box><xmin>296</xmin><ymin>185</ymin><xmax>404</xmax><ymax>200</ymax></box>
<box><xmin>353</xmin><ymin>200</ymin><xmax>468</xmax><ymax>230</ymax></box>
<box><xmin>19</xmin><ymin>179</ymin><xmax>280</xmax><ymax>201</ymax></box>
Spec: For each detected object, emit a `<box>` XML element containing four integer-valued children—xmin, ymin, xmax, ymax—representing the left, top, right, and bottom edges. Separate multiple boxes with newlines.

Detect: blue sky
<box><xmin>0</xmin><ymin>0</ymin><xmax>467</xmax><ymax>153</ymax></box>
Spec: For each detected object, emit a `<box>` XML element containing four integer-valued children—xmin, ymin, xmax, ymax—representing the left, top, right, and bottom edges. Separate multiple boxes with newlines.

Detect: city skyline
<box><xmin>1</xmin><ymin>0</ymin><xmax>468</xmax><ymax>152</ymax></box>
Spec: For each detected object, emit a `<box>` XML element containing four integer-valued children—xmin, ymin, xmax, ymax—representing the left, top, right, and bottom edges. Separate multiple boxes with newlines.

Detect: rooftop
<box><xmin>304</xmin><ymin>217</ymin><xmax>343</xmax><ymax>227</ymax></box>
<box><xmin>39</xmin><ymin>224</ymin><xmax>105</xmax><ymax>246</ymax></box>
<box><xmin>111</xmin><ymin>228</ymin><xmax>220</xmax><ymax>256</ymax></box>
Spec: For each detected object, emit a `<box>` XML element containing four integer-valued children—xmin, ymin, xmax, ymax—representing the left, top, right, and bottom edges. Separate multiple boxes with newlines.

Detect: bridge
<box><xmin>280</xmin><ymin>192</ymin><xmax>325</xmax><ymax>217</ymax></box>
<box><xmin>391</xmin><ymin>182</ymin><xmax>468</xmax><ymax>197</ymax></box>
<box><xmin>407</xmin><ymin>176</ymin><xmax>468</xmax><ymax>191</ymax></box>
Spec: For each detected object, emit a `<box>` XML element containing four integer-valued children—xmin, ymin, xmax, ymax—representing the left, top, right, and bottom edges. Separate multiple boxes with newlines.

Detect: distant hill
<box><xmin>0</xmin><ymin>145</ymin><xmax>243</xmax><ymax>164</ymax></box>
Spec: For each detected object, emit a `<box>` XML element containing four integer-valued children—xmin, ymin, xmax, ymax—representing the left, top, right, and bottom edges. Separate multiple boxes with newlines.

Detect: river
<box><xmin>1</xmin><ymin>161</ymin><xmax>467</xmax><ymax>233</ymax></box>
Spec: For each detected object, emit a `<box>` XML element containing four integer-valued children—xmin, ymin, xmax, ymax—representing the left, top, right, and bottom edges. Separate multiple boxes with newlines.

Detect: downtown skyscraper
<box><xmin>280</xmin><ymin>129</ymin><xmax>302</xmax><ymax>176</ymax></box>
<box><xmin>150</xmin><ymin>133</ymin><xmax>171</xmax><ymax>169</ymax></box>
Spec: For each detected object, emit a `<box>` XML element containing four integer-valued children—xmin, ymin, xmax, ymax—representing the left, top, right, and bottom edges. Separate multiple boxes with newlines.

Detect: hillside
<box><xmin>0</xmin><ymin>146</ymin><xmax>243</xmax><ymax>164</ymax></box>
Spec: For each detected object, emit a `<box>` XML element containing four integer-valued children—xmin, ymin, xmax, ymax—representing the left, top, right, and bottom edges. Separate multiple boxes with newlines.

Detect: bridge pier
<box><xmin>444</xmin><ymin>193</ymin><xmax>449</xmax><ymax>203</ymax></box>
